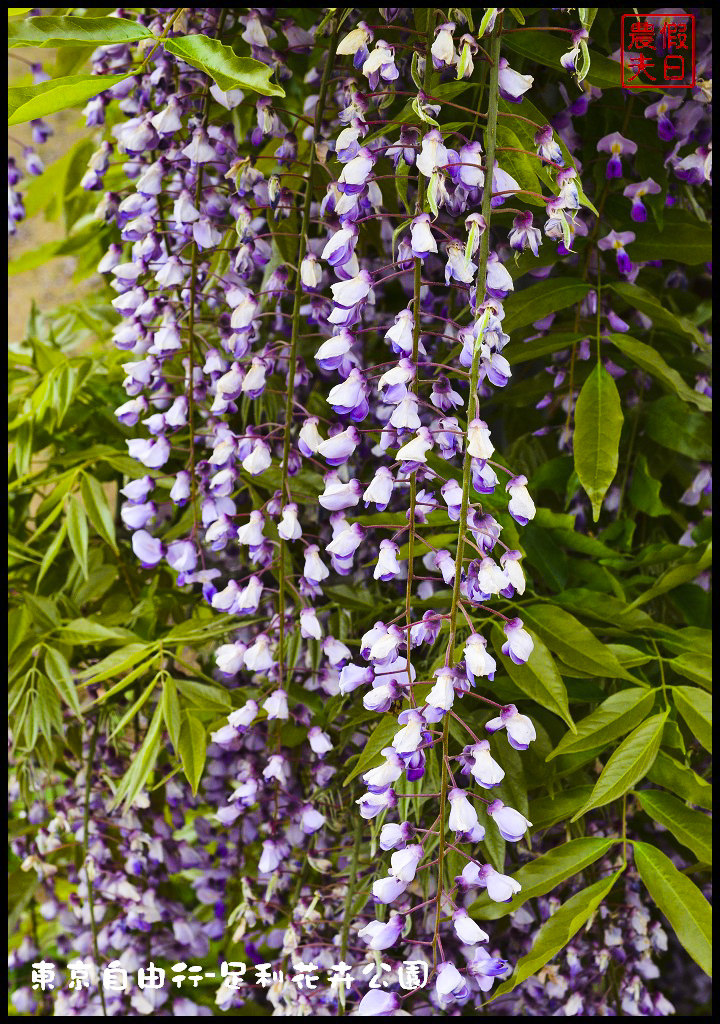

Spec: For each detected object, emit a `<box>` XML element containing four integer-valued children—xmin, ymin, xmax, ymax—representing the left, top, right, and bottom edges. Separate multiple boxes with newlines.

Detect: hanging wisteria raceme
<box><xmin>10</xmin><ymin>701</ymin><xmax>390</xmax><ymax>1016</ymax></box>
<box><xmin>9</xmin><ymin>5</ymin><xmax>712</xmax><ymax>1019</ymax></box>
<box><xmin>8</xmin><ymin>57</ymin><xmax>53</xmax><ymax>235</ymax></box>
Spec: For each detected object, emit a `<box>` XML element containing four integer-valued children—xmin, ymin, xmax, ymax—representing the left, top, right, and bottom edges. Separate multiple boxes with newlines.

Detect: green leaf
<box><xmin>571</xmin><ymin>712</ymin><xmax>667</xmax><ymax>821</ymax></box>
<box><xmin>491</xmin><ymin>869</ymin><xmax>625</xmax><ymax>1000</ymax></box>
<box><xmin>502</xmin><ymin>280</ymin><xmax>592</xmax><ymax>334</ymax></box>
<box><xmin>491</xmin><ymin>625</ymin><xmax>575</xmax><ymax>731</ymax></box>
<box><xmin>548</xmin><ymin>688</ymin><xmax>655</xmax><ymax>761</ymax></box>
<box><xmin>573</xmin><ymin>363</ymin><xmax>623</xmax><ymax>521</ymax></box>
<box><xmin>53</xmin><ymin>364</ymin><xmax>78</xmax><ymax>427</ymax></box>
<box><xmin>478</xmin><ymin>803</ymin><xmax>506</xmax><ymax>871</ymax></box>
<box><xmin>24</xmin><ymin>593</ymin><xmax>60</xmax><ymax>630</ymax></box>
<box><xmin>520</xmin><ymin>522</ymin><xmax>568</xmax><ymax>591</ymax></box>
<box><xmin>669</xmin><ymin>652</ymin><xmax>712</xmax><ymax>691</ymax></box>
<box><xmin>553</xmin><ymin>589</ymin><xmax>655</xmax><ymax>632</ymax></box>
<box><xmin>673</xmin><ymin>686</ymin><xmax>712</xmax><ymax>753</ymax></box>
<box><xmin>65</xmin><ymin>495</ymin><xmax>88</xmax><ymax>580</ymax></box>
<box><xmin>663</xmin><ymin>716</ymin><xmax>686</xmax><ymax>755</ymax></box>
<box><xmin>7</xmin><ymin>868</ymin><xmax>39</xmax><ymax>939</ymax></box>
<box><xmin>520</xmin><ymin>604</ymin><xmax>638</xmax><ymax>681</ymax></box>
<box><xmin>174</xmin><ymin>677</ymin><xmax>231</xmax><ymax>711</ymax></box>
<box><xmin>507</xmin><ymin>331</ymin><xmax>586</xmax><ymax>365</ymax></box>
<box><xmin>9</xmin><ymin>73</ymin><xmax>129</xmax><ymax>126</ymax></box>
<box><xmin>37</xmin><ymin>675</ymin><xmax>65</xmax><ymax>741</ymax></box>
<box><xmin>80</xmin><ymin>474</ymin><xmax>118</xmax><ymax>552</ymax></box>
<box><xmin>495</xmin><ymin>124</ymin><xmax>545</xmax><ymax>208</ymax></box>
<box><xmin>646</xmin><ymin>751</ymin><xmax>712</xmax><ymax>810</ymax></box>
<box><xmin>44</xmin><ymin>647</ymin><xmax>82</xmax><ymax>717</ymax></box>
<box><xmin>178</xmin><ymin>713</ymin><xmax>207</xmax><ymax>795</ymax></box>
<box><xmin>162</xmin><ymin>612</ymin><xmax>240</xmax><ymax>642</ymax></box>
<box><xmin>35</xmin><ymin>520</ymin><xmax>68</xmax><ymax>588</ymax></box>
<box><xmin>490</xmin><ymin>737</ymin><xmax>529</xmax><ymax>818</ymax></box>
<box><xmin>162</xmin><ymin>679</ymin><xmax>182</xmax><ymax>752</ymax></box>
<box><xmin>108</xmin><ymin>677</ymin><xmax>158</xmax><ymax>741</ymax></box>
<box><xmin>54</xmin><ymin>42</ymin><xmax>97</xmax><ymax>77</ymax></box>
<box><xmin>471</xmin><ymin>837</ymin><xmax>614</xmax><ymax>920</ymax></box>
<box><xmin>606</xmin><ymin>644</ymin><xmax>653</xmax><ymax>669</ymax></box>
<box><xmin>8</xmin><ymin>239</ymin><xmax>65</xmax><ymax>275</ymax></box>
<box><xmin>607</xmin><ymin>333</ymin><xmax>711</xmax><ymax>412</ymax></box>
<box><xmin>660</xmin><ymin>627</ymin><xmax>711</xmax><ymax>658</ymax></box>
<box><xmin>644</xmin><ymin>396</ymin><xmax>712</xmax><ymax>460</ymax></box>
<box><xmin>634</xmin><ymin>841</ymin><xmax>712</xmax><ymax>977</ymax></box>
<box><xmin>57</xmin><ymin>618</ymin><xmax>138</xmax><ymax>644</ymax></box>
<box><xmin>627</xmin><ymin>542</ymin><xmax>712</xmax><ymax>608</ymax></box>
<box><xmin>394</xmin><ymin>156</ymin><xmax>411</xmax><ymax>214</ymax></box>
<box><xmin>628</xmin><ymin>208</ymin><xmax>712</xmax><ymax>265</ymax></box>
<box><xmin>112</xmin><ymin>703</ymin><xmax>163</xmax><ymax>811</ymax></box>
<box><xmin>344</xmin><ymin>717</ymin><xmax>398</xmax><ymax>785</ymax></box>
<box><xmin>78</xmin><ymin>643</ymin><xmax>151</xmax><ymax>683</ymax></box>
<box><xmin>579</xmin><ymin>8</ymin><xmax>599</xmax><ymax>31</ymax></box>
<box><xmin>499</xmin><ymin>94</ymin><xmax>597</xmax><ymax>214</ymax></box>
<box><xmin>609</xmin><ymin>281</ymin><xmax>705</xmax><ymax>347</ymax></box>
<box><xmin>164</xmin><ymin>36</ymin><xmax>285</xmax><ymax>96</ymax></box>
<box><xmin>8</xmin><ymin>15</ymin><xmax>154</xmax><ymax>47</ymax></box>
<box><xmin>628</xmin><ymin>454</ymin><xmax>669</xmax><ymax>517</ymax></box>
<box><xmin>8</xmin><ymin>607</ymin><xmax>31</xmax><ymax>661</ymax></box>
<box><xmin>529</xmin><ymin>786</ymin><xmax>595</xmax><ymax>829</ymax></box>
<box><xmin>90</xmin><ymin>660</ymin><xmax>153</xmax><ymax>704</ymax></box>
<box><xmin>635</xmin><ymin>790</ymin><xmax>711</xmax><ymax>864</ymax></box>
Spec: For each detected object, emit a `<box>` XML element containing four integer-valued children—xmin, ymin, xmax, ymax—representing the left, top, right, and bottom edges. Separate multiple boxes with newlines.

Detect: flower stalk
<box><xmin>405</xmin><ymin>11</ymin><xmax>437</xmax><ymax>677</ymax></box>
<box><xmin>277</xmin><ymin>16</ymin><xmax>342</xmax><ymax>684</ymax></box>
<box><xmin>433</xmin><ymin>16</ymin><xmax>504</xmax><ymax>968</ymax></box>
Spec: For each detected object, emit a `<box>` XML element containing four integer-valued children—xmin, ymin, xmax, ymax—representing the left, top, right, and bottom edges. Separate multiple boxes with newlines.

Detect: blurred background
<box><xmin>9</xmin><ymin>45</ymin><xmax>94</xmax><ymax>343</ymax></box>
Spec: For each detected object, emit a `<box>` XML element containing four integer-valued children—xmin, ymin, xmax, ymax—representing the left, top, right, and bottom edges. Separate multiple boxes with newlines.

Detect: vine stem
<box><xmin>277</xmin><ymin>16</ymin><xmax>341</xmax><ymax>685</ymax></box>
<box><xmin>132</xmin><ymin>7</ymin><xmax>186</xmax><ymax>77</ymax></box>
<box><xmin>83</xmin><ymin>715</ymin><xmax>107</xmax><ymax>1016</ymax></box>
<box><xmin>405</xmin><ymin>11</ymin><xmax>435</xmax><ymax>690</ymax></box>
<box><xmin>432</xmin><ymin>17</ymin><xmax>504</xmax><ymax>969</ymax></box>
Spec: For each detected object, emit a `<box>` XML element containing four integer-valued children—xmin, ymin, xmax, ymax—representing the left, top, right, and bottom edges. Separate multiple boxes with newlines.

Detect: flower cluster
<box><xmin>66</xmin><ymin>6</ymin><xmax>602</xmax><ymax>1005</ymax></box>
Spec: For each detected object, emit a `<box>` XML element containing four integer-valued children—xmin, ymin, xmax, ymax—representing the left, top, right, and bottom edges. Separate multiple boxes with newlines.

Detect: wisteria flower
<box><xmin>623</xmin><ymin>178</ymin><xmax>661</xmax><ymax>223</ymax></box>
<box><xmin>644</xmin><ymin>93</ymin><xmax>683</xmax><ymax>141</ymax></box>
<box><xmin>506</xmin><ymin>474</ymin><xmax>536</xmax><ymax>524</ymax></box>
<box><xmin>358</xmin><ymin>915</ymin><xmax>405</xmax><ymax>950</ymax></box>
<box><xmin>417</xmin><ymin>129</ymin><xmax>449</xmax><ymax>179</ymax></box>
<box><xmin>597</xmin><ymin>132</ymin><xmax>638</xmax><ymax>179</ymax></box>
<box><xmin>597</xmin><ymin>229</ymin><xmax>635</xmax><ymax>275</ymax></box>
<box><xmin>431</xmin><ymin>22</ymin><xmax>456</xmax><ymax>69</ymax></box>
<box><xmin>469</xmin><ymin>740</ymin><xmax>505</xmax><ymax>788</ymax></box>
<box><xmin>479</xmin><ymin>863</ymin><xmax>522</xmax><ymax>903</ymax></box>
<box><xmin>497</xmin><ymin>57</ymin><xmax>534</xmax><ymax>102</ymax></box>
<box><xmin>436</xmin><ymin>961</ymin><xmax>470</xmax><ymax>1003</ymax></box>
<box><xmin>486</xmin><ymin>703</ymin><xmax>537</xmax><ymax>750</ymax></box>
<box><xmin>487</xmin><ymin>799</ymin><xmax>532</xmax><ymax>841</ymax></box>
